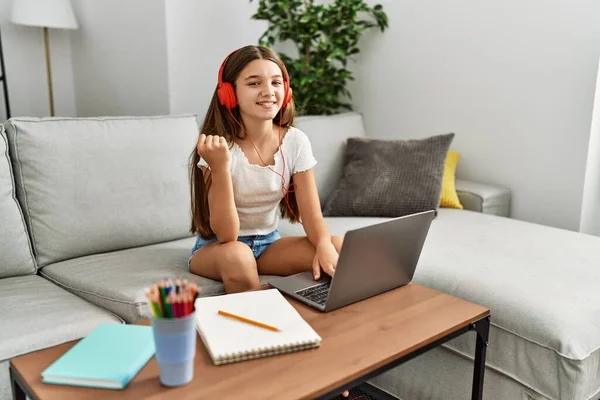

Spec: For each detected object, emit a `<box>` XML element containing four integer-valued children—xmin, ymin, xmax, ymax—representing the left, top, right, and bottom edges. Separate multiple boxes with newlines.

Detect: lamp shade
<box><xmin>10</xmin><ymin>0</ymin><xmax>78</xmax><ymax>29</ymax></box>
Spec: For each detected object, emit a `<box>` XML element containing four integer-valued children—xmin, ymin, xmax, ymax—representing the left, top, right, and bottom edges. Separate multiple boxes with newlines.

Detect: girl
<box><xmin>188</xmin><ymin>45</ymin><xmax>343</xmax><ymax>294</ymax></box>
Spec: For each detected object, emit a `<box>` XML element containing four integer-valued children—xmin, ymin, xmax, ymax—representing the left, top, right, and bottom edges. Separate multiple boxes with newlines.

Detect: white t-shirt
<box><xmin>197</xmin><ymin>126</ymin><xmax>317</xmax><ymax>236</ymax></box>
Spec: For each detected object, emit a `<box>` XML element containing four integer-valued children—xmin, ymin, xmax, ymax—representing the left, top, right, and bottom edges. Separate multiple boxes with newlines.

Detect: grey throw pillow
<box><xmin>323</xmin><ymin>133</ymin><xmax>455</xmax><ymax>217</ymax></box>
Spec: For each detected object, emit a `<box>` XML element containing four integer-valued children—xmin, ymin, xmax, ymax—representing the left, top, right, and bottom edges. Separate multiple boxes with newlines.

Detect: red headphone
<box><xmin>216</xmin><ymin>49</ymin><xmax>293</xmax><ymax>110</ymax></box>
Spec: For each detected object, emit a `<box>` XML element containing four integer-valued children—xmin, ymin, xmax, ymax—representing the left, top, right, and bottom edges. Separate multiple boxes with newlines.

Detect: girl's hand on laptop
<box><xmin>312</xmin><ymin>242</ymin><xmax>339</xmax><ymax>280</ymax></box>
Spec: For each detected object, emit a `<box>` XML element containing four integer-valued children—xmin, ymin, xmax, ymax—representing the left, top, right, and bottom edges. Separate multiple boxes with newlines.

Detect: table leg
<box><xmin>471</xmin><ymin>316</ymin><xmax>490</xmax><ymax>400</ymax></box>
<box><xmin>10</xmin><ymin>367</ymin><xmax>27</xmax><ymax>400</ymax></box>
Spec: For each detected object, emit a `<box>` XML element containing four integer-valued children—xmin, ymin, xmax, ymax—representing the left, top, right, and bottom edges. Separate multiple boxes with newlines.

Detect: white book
<box><xmin>194</xmin><ymin>289</ymin><xmax>321</xmax><ymax>365</ymax></box>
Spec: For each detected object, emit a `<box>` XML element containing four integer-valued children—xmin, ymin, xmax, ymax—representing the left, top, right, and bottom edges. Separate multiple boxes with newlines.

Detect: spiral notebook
<box><xmin>194</xmin><ymin>289</ymin><xmax>321</xmax><ymax>365</ymax></box>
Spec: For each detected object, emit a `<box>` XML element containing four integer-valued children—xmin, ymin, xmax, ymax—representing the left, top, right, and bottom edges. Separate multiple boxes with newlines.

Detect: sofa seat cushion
<box><xmin>418</xmin><ymin>209</ymin><xmax>600</xmax><ymax>400</ymax></box>
<box><xmin>0</xmin><ymin>275</ymin><xmax>123</xmax><ymax>361</ymax></box>
<box><xmin>369</xmin><ymin>345</ymin><xmax>550</xmax><ymax>400</ymax></box>
<box><xmin>40</xmin><ymin>237</ymin><xmax>280</xmax><ymax>323</ymax></box>
<box><xmin>0</xmin><ymin>127</ymin><xmax>35</xmax><ymax>278</ymax></box>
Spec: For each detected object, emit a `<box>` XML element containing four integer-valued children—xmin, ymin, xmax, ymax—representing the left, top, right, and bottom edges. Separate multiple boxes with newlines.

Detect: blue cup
<box><xmin>151</xmin><ymin>312</ymin><xmax>196</xmax><ymax>387</ymax></box>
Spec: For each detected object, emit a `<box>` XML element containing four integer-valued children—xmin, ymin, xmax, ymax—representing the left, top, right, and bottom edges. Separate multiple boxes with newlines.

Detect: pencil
<box><xmin>217</xmin><ymin>310</ymin><xmax>280</xmax><ymax>332</ymax></box>
<box><xmin>146</xmin><ymin>289</ymin><xmax>162</xmax><ymax>318</ymax></box>
<box><xmin>153</xmin><ymin>290</ymin><xmax>164</xmax><ymax>318</ymax></box>
<box><xmin>168</xmin><ymin>293</ymin><xmax>179</xmax><ymax>318</ymax></box>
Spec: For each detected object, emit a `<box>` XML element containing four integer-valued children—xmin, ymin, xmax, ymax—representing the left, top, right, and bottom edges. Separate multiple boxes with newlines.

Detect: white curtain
<box><xmin>580</xmin><ymin>56</ymin><xmax>600</xmax><ymax>236</ymax></box>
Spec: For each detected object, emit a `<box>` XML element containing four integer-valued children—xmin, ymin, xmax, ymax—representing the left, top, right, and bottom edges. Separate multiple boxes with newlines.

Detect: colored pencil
<box><xmin>145</xmin><ymin>278</ymin><xmax>199</xmax><ymax>319</ymax></box>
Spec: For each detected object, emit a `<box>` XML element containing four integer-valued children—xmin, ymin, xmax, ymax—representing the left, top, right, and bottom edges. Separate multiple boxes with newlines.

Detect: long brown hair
<box><xmin>189</xmin><ymin>45</ymin><xmax>299</xmax><ymax>238</ymax></box>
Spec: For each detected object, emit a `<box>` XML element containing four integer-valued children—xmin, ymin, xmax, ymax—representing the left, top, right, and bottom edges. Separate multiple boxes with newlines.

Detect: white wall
<box><xmin>69</xmin><ymin>0</ymin><xmax>170</xmax><ymax>117</ymax></box>
<box><xmin>0</xmin><ymin>0</ymin><xmax>76</xmax><ymax>119</ymax></box>
<box><xmin>164</xmin><ymin>0</ymin><xmax>267</xmax><ymax>117</ymax></box>
<box><xmin>349</xmin><ymin>0</ymin><xmax>600</xmax><ymax>231</ymax></box>
<box><xmin>580</xmin><ymin>56</ymin><xmax>600</xmax><ymax>236</ymax></box>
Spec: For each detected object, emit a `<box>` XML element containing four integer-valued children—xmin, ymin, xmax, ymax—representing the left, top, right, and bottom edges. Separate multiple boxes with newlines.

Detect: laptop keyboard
<box><xmin>295</xmin><ymin>282</ymin><xmax>331</xmax><ymax>305</ymax></box>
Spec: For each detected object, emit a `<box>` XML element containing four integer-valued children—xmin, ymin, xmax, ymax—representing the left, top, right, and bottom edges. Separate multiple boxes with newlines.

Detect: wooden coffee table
<box><xmin>10</xmin><ymin>283</ymin><xmax>490</xmax><ymax>400</ymax></box>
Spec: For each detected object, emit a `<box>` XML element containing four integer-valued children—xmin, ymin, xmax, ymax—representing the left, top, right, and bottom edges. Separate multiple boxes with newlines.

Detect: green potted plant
<box><xmin>250</xmin><ymin>0</ymin><xmax>388</xmax><ymax>115</ymax></box>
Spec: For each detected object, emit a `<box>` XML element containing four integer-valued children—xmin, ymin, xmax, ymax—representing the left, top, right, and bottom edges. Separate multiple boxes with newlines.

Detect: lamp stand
<box><xmin>43</xmin><ymin>27</ymin><xmax>54</xmax><ymax>117</ymax></box>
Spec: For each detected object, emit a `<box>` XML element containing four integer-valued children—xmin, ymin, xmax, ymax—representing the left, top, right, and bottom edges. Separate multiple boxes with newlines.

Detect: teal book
<box><xmin>41</xmin><ymin>323</ymin><xmax>155</xmax><ymax>390</ymax></box>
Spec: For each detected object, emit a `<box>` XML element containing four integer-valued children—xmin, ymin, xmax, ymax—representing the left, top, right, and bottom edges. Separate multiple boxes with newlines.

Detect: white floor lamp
<box><xmin>10</xmin><ymin>0</ymin><xmax>78</xmax><ymax>117</ymax></box>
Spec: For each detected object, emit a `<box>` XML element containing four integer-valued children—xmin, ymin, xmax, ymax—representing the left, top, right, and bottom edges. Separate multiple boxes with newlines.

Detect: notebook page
<box><xmin>195</xmin><ymin>289</ymin><xmax>321</xmax><ymax>362</ymax></box>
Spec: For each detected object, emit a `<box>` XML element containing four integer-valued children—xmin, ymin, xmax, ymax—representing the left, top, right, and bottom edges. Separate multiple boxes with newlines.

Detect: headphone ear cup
<box><xmin>283</xmin><ymin>85</ymin><xmax>293</xmax><ymax>107</ymax></box>
<box><xmin>217</xmin><ymin>82</ymin><xmax>237</xmax><ymax>109</ymax></box>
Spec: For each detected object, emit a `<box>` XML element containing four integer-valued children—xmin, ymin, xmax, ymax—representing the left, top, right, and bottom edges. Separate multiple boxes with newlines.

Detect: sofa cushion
<box><xmin>0</xmin><ymin>360</ymin><xmax>10</xmax><ymax>400</ymax></box>
<box><xmin>5</xmin><ymin>115</ymin><xmax>199</xmax><ymax>267</ymax></box>
<box><xmin>417</xmin><ymin>209</ymin><xmax>600</xmax><ymax>400</ymax></box>
<box><xmin>439</xmin><ymin>150</ymin><xmax>463</xmax><ymax>209</ymax></box>
<box><xmin>323</xmin><ymin>133</ymin><xmax>454</xmax><ymax>218</ymax></box>
<box><xmin>294</xmin><ymin>112</ymin><xmax>367</xmax><ymax>207</ymax></box>
<box><xmin>279</xmin><ymin>216</ymin><xmax>391</xmax><ymax>238</ymax></box>
<box><xmin>455</xmin><ymin>179</ymin><xmax>511</xmax><ymax>217</ymax></box>
<box><xmin>0</xmin><ymin>126</ymin><xmax>36</xmax><ymax>278</ymax></box>
<box><xmin>40</xmin><ymin>237</ymin><xmax>279</xmax><ymax>323</ymax></box>
<box><xmin>0</xmin><ymin>275</ymin><xmax>123</xmax><ymax>361</ymax></box>
<box><xmin>369</xmin><ymin>345</ymin><xmax>550</xmax><ymax>400</ymax></box>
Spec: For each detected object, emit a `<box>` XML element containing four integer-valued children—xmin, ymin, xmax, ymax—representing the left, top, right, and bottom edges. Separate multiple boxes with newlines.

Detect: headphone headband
<box><xmin>217</xmin><ymin>49</ymin><xmax>238</xmax><ymax>89</ymax></box>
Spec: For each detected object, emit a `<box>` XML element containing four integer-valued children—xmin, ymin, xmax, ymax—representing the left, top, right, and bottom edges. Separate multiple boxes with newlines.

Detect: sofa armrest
<box><xmin>455</xmin><ymin>179</ymin><xmax>511</xmax><ymax>217</ymax></box>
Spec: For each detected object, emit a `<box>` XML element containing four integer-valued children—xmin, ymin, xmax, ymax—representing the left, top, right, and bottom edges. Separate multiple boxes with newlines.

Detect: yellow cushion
<box><xmin>439</xmin><ymin>150</ymin><xmax>463</xmax><ymax>209</ymax></box>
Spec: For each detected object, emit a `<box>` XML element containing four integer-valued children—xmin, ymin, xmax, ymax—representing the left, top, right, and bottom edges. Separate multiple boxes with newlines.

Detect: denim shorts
<box><xmin>189</xmin><ymin>229</ymin><xmax>281</xmax><ymax>263</ymax></box>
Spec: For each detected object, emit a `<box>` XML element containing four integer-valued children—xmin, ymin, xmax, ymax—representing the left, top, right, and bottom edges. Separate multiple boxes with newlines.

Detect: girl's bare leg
<box><xmin>189</xmin><ymin>241</ymin><xmax>261</xmax><ymax>293</ymax></box>
<box><xmin>257</xmin><ymin>236</ymin><xmax>343</xmax><ymax>276</ymax></box>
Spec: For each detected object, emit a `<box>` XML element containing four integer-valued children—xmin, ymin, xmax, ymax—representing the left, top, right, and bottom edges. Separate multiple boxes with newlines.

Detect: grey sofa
<box><xmin>1</xmin><ymin>112</ymin><xmax>599</xmax><ymax>400</ymax></box>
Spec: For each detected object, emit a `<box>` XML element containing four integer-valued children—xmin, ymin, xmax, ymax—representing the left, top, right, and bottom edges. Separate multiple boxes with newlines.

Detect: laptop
<box><xmin>269</xmin><ymin>209</ymin><xmax>435</xmax><ymax>312</ymax></box>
